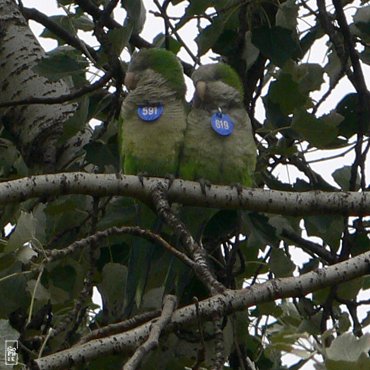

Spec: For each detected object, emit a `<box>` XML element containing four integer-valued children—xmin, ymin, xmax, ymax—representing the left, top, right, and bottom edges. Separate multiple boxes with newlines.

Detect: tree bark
<box><xmin>0</xmin><ymin>0</ymin><xmax>78</xmax><ymax>170</ymax></box>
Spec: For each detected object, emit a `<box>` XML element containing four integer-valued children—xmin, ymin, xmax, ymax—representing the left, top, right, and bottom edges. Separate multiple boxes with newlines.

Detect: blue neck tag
<box><xmin>211</xmin><ymin>112</ymin><xmax>234</xmax><ymax>136</ymax></box>
<box><xmin>137</xmin><ymin>104</ymin><xmax>163</xmax><ymax>122</ymax></box>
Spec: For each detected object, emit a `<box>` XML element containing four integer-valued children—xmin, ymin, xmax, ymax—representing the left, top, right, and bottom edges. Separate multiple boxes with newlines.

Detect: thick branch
<box><xmin>32</xmin><ymin>249</ymin><xmax>370</xmax><ymax>369</ymax></box>
<box><xmin>0</xmin><ymin>173</ymin><xmax>368</xmax><ymax>216</ymax></box>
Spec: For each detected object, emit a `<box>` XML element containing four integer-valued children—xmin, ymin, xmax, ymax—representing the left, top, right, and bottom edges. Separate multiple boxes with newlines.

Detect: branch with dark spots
<box><xmin>0</xmin><ymin>72</ymin><xmax>112</xmax><ymax>107</ymax></box>
<box><xmin>123</xmin><ymin>295</ymin><xmax>177</xmax><ymax>370</ymax></box>
<box><xmin>45</xmin><ymin>225</ymin><xmax>195</xmax><ymax>269</ymax></box>
<box><xmin>79</xmin><ymin>310</ymin><xmax>162</xmax><ymax>344</ymax></box>
<box><xmin>0</xmin><ymin>173</ymin><xmax>369</xmax><ymax>216</ymax></box>
<box><xmin>151</xmin><ymin>183</ymin><xmax>225</xmax><ymax>294</ymax></box>
<box><xmin>212</xmin><ymin>313</ymin><xmax>225</xmax><ymax>370</ymax></box>
<box><xmin>32</xmin><ymin>248</ymin><xmax>370</xmax><ymax>369</ymax></box>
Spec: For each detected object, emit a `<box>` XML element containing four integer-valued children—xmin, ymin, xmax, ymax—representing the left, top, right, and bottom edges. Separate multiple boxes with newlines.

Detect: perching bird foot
<box><xmin>165</xmin><ymin>174</ymin><xmax>175</xmax><ymax>190</ymax></box>
<box><xmin>231</xmin><ymin>182</ymin><xmax>244</xmax><ymax>196</ymax></box>
<box><xmin>198</xmin><ymin>178</ymin><xmax>211</xmax><ymax>195</ymax></box>
<box><xmin>137</xmin><ymin>172</ymin><xmax>149</xmax><ymax>187</ymax></box>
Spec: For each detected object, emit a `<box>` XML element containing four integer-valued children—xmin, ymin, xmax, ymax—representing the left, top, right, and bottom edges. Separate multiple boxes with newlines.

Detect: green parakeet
<box><xmin>119</xmin><ymin>48</ymin><xmax>187</xmax><ymax>177</ymax></box>
<box><xmin>179</xmin><ymin>63</ymin><xmax>256</xmax><ymax>186</ymax></box>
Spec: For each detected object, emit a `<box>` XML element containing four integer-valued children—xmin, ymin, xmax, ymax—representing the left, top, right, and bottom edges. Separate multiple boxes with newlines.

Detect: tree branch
<box><xmin>0</xmin><ymin>72</ymin><xmax>112</xmax><ymax>107</ymax></box>
<box><xmin>281</xmin><ymin>228</ymin><xmax>337</xmax><ymax>263</ymax></box>
<box><xmin>123</xmin><ymin>295</ymin><xmax>177</xmax><ymax>370</ymax></box>
<box><xmin>78</xmin><ymin>310</ymin><xmax>161</xmax><ymax>345</ymax></box>
<box><xmin>45</xmin><ymin>225</ymin><xmax>195</xmax><ymax>269</ymax></box>
<box><xmin>0</xmin><ymin>173</ymin><xmax>368</xmax><ymax>216</ymax></box>
<box><xmin>151</xmin><ymin>183</ymin><xmax>225</xmax><ymax>294</ymax></box>
<box><xmin>31</xmin><ymin>248</ymin><xmax>370</xmax><ymax>369</ymax></box>
<box><xmin>20</xmin><ymin>7</ymin><xmax>98</xmax><ymax>62</ymax></box>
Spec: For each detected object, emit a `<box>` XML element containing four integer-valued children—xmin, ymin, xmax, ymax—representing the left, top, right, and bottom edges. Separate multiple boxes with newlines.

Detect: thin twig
<box><xmin>20</xmin><ymin>6</ymin><xmax>98</xmax><ymax>62</ymax></box>
<box><xmin>0</xmin><ymin>72</ymin><xmax>112</xmax><ymax>107</ymax></box>
<box><xmin>45</xmin><ymin>225</ymin><xmax>196</xmax><ymax>269</ymax></box>
<box><xmin>281</xmin><ymin>228</ymin><xmax>337</xmax><ymax>263</ymax></box>
<box><xmin>123</xmin><ymin>295</ymin><xmax>177</xmax><ymax>370</ymax></box>
<box><xmin>152</xmin><ymin>0</ymin><xmax>199</xmax><ymax>65</ymax></box>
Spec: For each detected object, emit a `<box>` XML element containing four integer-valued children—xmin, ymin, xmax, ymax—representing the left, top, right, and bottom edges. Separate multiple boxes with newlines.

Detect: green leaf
<box><xmin>352</xmin><ymin>5</ymin><xmax>370</xmax><ymax>39</ymax></box>
<box><xmin>72</xmin><ymin>15</ymin><xmax>95</xmax><ymax>31</ymax></box>
<box><xmin>304</xmin><ymin>215</ymin><xmax>343</xmax><ymax>252</ymax></box>
<box><xmin>243</xmin><ymin>31</ymin><xmax>260</xmax><ymax>71</ymax></box>
<box><xmin>196</xmin><ymin>16</ymin><xmax>225</xmax><ymax>56</ymax></box>
<box><xmin>332</xmin><ymin>165</ymin><xmax>361</xmax><ymax>191</ymax></box>
<box><xmin>7</xmin><ymin>212</ymin><xmax>37</xmax><ymax>252</ymax></box>
<box><xmin>325</xmin><ymin>332</ymin><xmax>370</xmax><ymax>365</ymax></box>
<box><xmin>33</xmin><ymin>47</ymin><xmax>88</xmax><ymax>81</ymax></box>
<box><xmin>152</xmin><ymin>34</ymin><xmax>182</xmax><ymax>54</ymax></box>
<box><xmin>276</xmin><ymin>0</ymin><xmax>299</xmax><ymax>30</ymax></box>
<box><xmin>0</xmin><ymin>265</ymin><xmax>30</xmax><ymax>316</ymax></box>
<box><xmin>336</xmin><ymin>93</ymin><xmax>369</xmax><ymax>138</ymax></box>
<box><xmin>16</xmin><ymin>246</ymin><xmax>37</xmax><ymax>264</ymax></box>
<box><xmin>84</xmin><ymin>141</ymin><xmax>117</xmax><ymax>170</ymax></box>
<box><xmin>252</xmin><ymin>26</ymin><xmax>301</xmax><ymax>67</ymax></box>
<box><xmin>360</xmin><ymin>46</ymin><xmax>370</xmax><ymax>64</ymax></box>
<box><xmin>269</xmin><ymin>248</ymin><xmax>295</xmax><ymax>277</ymax></box>
<box><xmin>336</xmin><ymin>277</ymin><xmax>363</xmax><ymax>300</ymax></box>
<box><xmin>122</xmin><ymin>0</ymin><xmax>146</xmax><ymax>34</ymax></box>
<box><xmin>97</xmin><ymin>263</ymin><xmax>127</xmax><ymax>321</ymax></box>
<box><xmin>296</xmin><ymin>63</ymin><xmax>324</xmax><ymax>93</ymax></box>
<box><xmin>291</xmin><ymin>109</ymin><xmax>338</xmax><ymax>148</ymax></box>
<box><xmin>107</xmin><ymin>26</ymin><xmax>132</xmax><ymax>56</ymax></box>
<box><xmin>325</xmin><ymin>50</ymin><xmax>346</xmax><ymax>87</ymax></box>
<box><xmin>39</xmin><ymin>15</ymin><xmax>74</xmax><ymax>42</ymax></box>
<box><xmin>185</xmin><ymin>0</ymin><xmax>210</xmax><ymax>15</ymax></box>
<box><xmin>60</xmin><ymin>97</ymin><xmax>89</xmax><ymax>142</ymax></box>
<box><xmin>26</xmin><ymin>279</ymin><xmax>50</xmax><ymax>302</ymax></box>
<box><xmin>243</xmin><ymin>213</ymin><xmax>280</xmax><ymax>250</ymax></box>
<box><xmin>269</xmin><ymin>73</ymin><xmax>307</xmax><ymax>114</ymax></box>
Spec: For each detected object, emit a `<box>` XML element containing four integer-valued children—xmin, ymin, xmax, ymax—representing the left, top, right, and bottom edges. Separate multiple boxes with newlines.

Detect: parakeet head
<box><xmin>191</xmin><ymin>63</ymin><xmax>244</xmax><ymax>102</ymax></box>
<box><xmin>124</xmin><ymin>48</ymin><xmax>186</xmax><ymax>98</ymax></box>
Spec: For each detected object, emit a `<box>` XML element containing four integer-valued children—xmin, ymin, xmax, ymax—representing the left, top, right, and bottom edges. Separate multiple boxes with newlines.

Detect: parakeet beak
<box><xmin>195</xmin><ymin>81</ymin><xmax>207</xmax><ymax>101</ymax></box>
<box><xmin>124</xmin><ymin>72</ymin><xmax>138</xmax><ymax>90</ymax></box>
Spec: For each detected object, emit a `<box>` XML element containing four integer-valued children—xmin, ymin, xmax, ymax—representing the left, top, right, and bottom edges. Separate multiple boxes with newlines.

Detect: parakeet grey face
<box><xmin>192</xmin><ymin>63</ymin><xmax>244</xmax><ymax>98</ymax></box>
<box><xmin>124</xmin><ymin>48</ymin><xmax>186</xmax><ymax>98</ymax></box>
<box><xmin>179</xmin><ymin>62</ymin><xmax>256</xmax><ymax>186</ymax></box>
<box><xmin>124</xmin><ymin>71</ymin><xmax>138</xmax><ymax>90</ymax></box>
<box><xmin>191</xmin><ymin>63</ymin><xmax>244</xmax><ymax>110</ymax></box>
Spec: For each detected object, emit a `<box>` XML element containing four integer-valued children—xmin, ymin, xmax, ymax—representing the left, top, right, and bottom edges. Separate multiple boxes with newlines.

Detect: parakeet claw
<box><xmin>138</xmin><ymin>172</ymin><xmax>149</xmax><ymax>187</ymax></box>
<box><xmin>165</xmin><ymin>174</ymin><xmax>175</xmax><ymax>190</ymax></box>
<box><xmin>199</xmin><ymin>178</ymin><xmax>211</xmax><ymax>195</ymax></box>
<box><xmin>231</xmin><ymin>182</ymin><xmax>244</xmax><ymax>196</ymax></box>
